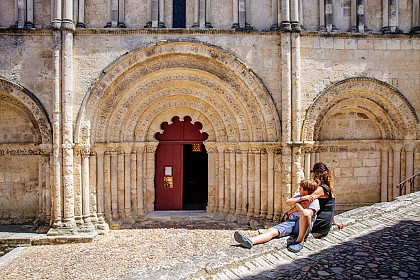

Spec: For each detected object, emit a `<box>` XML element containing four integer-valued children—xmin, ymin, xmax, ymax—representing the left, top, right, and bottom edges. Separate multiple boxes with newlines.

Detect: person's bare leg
<box><xmin>250</xmin><ymin>227</ymin><xmax>280</xmax><ymax>245</ymax></box>
<box><xmin>296</xmin><ymin>209</ymin><xmax>311</xmax><ymax>243</ymax></box>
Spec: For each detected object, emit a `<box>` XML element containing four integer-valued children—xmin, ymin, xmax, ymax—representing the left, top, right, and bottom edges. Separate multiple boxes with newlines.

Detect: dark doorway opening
<box><xmin>183</xmin><ymin>144</ymin><xmax>208</xmax><ymax>210</ymax></box>
<box><xmin>173</xmin><ymin>0</ymin><xmax>186</xmax><ymax>28</ymax></box>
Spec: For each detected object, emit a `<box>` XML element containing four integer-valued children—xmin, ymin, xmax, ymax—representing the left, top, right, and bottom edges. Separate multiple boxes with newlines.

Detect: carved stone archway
<box><xmin>75</xmin><ymin>40</ymin><xmax>282</xmax><ymax>227</ymax></box>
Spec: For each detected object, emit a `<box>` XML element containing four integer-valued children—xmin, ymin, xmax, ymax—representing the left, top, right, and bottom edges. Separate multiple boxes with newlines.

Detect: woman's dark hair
<box><xmin>312</xmin><ymin>162</ymin><xmax>335</xmax><ymax>195</ymax></box>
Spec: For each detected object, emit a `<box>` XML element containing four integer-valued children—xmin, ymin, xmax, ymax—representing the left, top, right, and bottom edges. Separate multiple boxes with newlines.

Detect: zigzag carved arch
<box><xmin>302</xmin><ymin>77</ymin><xmax>419</xmax><ymax>141</ymax></box>
<box><xmin>0</xmin><ymin>78</ymin><xmax>52</xmax><ymax>144</ymax></box>
<box><xmin>75</xmin><ymin>40</ymin><xmax>280</xmax><ymax>144</ymax></box>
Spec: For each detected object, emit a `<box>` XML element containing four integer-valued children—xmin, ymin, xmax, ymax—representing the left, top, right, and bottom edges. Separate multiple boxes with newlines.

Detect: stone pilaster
<box><xmin>411</xmin><ymin>0</ymin><xmax>420</xmax><ymax>34</ymax></box>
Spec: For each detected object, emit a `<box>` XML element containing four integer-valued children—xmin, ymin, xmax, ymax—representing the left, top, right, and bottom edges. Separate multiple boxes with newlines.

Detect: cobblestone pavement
<box><xmin>0</xmin><ymin>192</ymin><xmax>419</xmax><ymax>280</ymax></box>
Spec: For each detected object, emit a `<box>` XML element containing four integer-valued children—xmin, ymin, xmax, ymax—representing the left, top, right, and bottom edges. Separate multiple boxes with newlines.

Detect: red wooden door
<box><xmin>154</xmin><ymin>116</ymin><xmax>208</xmax><ymax>210</ymax></box>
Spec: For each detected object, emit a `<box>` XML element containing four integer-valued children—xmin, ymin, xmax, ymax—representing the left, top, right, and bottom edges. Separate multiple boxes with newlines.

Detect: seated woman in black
<box><xmin>287</xmin><ymin>162</ymin><xmax>344</xmax><ymax>252</ymax></box>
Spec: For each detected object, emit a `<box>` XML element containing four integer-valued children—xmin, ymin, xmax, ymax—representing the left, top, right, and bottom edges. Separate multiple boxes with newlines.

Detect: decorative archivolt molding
<box><xmin>0</xmin><ymin>78</ymin><xmax>52</xmax><ymax>144</ymax></box>
<box><xmin>302</xmin><ymin>77</ymin><xmax>419</xmax><ymax>142</ymax></box>
<box><xmin>76</xmin><ymin>40</ymin><xmax>280</xmax><ymax>145</ymax></box>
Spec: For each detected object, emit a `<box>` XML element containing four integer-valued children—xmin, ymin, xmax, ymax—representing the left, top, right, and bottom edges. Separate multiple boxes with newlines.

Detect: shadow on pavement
<box><xmin>243</xmin><ymin>220</ymin><xmax>420</xmax><ymax>279</ymax></box>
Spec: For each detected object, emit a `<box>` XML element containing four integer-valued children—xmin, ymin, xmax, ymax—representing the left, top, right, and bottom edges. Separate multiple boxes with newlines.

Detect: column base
<box><xmin>410</xmin><ymin>26</ymin><xmax>420</xmax><ymax>34</ymax></box>
<box><xmin>270</xmin><ymin>23</ymin><xmax>280</xmax><ymax>31</ymax></box>
<box><xmin>280</xmin><ymin>22</ymin><xmax>292</xmax><ymax>32</ymax></box>
<box><xmin>382</xmin><ymin>26</ymin><xmax>404</xmax><ymax>34</ymax></box>
<box><xmin>291</xmin><ymin>22</ymin><xmax>301</xmax><ymax>32</ymax></box>
<box><xmin>76</xmin><ymin>22</ymin><xmax>86</xmax><ymax>28</ymax></box>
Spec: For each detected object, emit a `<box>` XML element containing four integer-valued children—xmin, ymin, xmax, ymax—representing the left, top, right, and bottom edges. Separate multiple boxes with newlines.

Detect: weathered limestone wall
<box><xmin>0</xmin><ymin>31</ymin><xmax>54</xmax><ymax>116</ymax></box>
<box><xmin>0</xmin><ymin>156</ymin><xmax>40</xmax><ymax>223</ymax></box>
<box><xmin>300</xmin><ymin>35</ymin><xmax>420</xmax><ymax>115</ymax></box>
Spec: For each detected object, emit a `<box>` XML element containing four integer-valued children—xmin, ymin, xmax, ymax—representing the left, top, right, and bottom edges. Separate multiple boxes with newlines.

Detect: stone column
<box><xmin>61</xmin><ymin>16</ymin><xmax>76</xmax><ymax>230</ymax></box>
<box><xmin>234</xmin><ymin>148</ymin><xmax>242</xmax><ymax>216</ymax></box>
<box><xmin>232</xmin><ymin>0</ymin><xmax>239</xmax><ymax>28</ymax></box>
<box><xmin>291</xmin><ymin>33</ymin><xmax>301</xmax><ymax>142</ymax></box>
<box><xmin>136</xmin><ymin>145</ymin><xmax>145</xmax><ymax>217</ymax></box>
<box><xmin>206</xmin><ymin>145</ymin><xmax>217</xmax><ymax>213</ymax></box>
<box><xmin>380</xmin><ymin>148</ymin><xmax>389</xmax><ymax>202</ymax></box>
<box><xmin>392</xmin><ymin>144</ymin><xmax>402</xmax><ymax>199</ymax></box>
<box><xmin>110</xmin><ymin>152</ymin><xmax>118</xmax><ymax>220</ymax></box>
<box><xmin>129</xmin><ymin>150</ymin><xmax>137</xmax><ymax>218</ymax></box>
<box><xmin>254</xmin><ymin>149</ymin><xmax>261</xmax><ymax>218</ymax></box>
<box><xmin>350</xmin><ymin>0</ymin><xmax>369</xmax><ymax>33</ymax></box>
<box><xmin>205</xmin><ymin>0</ymin><xmax>212</xmax><ymax>27</ymax></box>
<box><xmin>260</xmin><ymin>149</ymin><xmax>268</xmax><ymax>218</ymax></box>
<box><xmin>15</xmin><ymin>0</ymin><xmax>25</xmax><ymax>28</ymax></box>
<box><xmin>247</xmin><ymin>149</ymin><xmax>255</xmax><ymax>217</ymax></box>
<box><xmin>62</xmin><ymin>0</ymin><xmax>74</xmax><ymax>29</ymax></box>
<box><xmin>51</xmin><ymin>30</ymin><xmax>62</xmax><ymax>228</ymax></box>
<box><xmin>109</xmin><ymin>0</ymin><xmax>118</xmax><ymax>27</ymax></box>
<box><xmin>240</xmin><ymin>148</ymin><xmax>248</xmax><ymax>216</ymax></box>
<box><xmin>76</xmin><ymin>0</ymin><xmax>86</xmax><ymax>27</ymax></box>
<box><xmin>145</xmin><ymin>0</ymin><xmax>152</xmax><ymax>27</ymax></box>
<box><xmin>25</xmin><ymin>0</ymin><xmax>34</xmax><ymax>28</ymax></box>
<box><xmin>52</xmin><ymin>0</ymin><xmax>62</xmax><ymax>28</ymax></box>
<box><xmin>411</xmin><ymin>0</ymin><xmax>420</xmax><ymax>33</ymax></box>
<box><xmin>290</xmin><ymin>0</ymin><xmax>300</xmax><ymax>31</ymax></box>
<box><xmin>405</xmin><ymin>143</ymin><xmax>415</xmax><ymax>194</ymax></box>
<box><xmin>103</xmin><ymin>151</ymin><xmax>112</xmax><ymax>222</ymax></box>
<box><xmin>319</xmin><ymin>0</ymin><xmax>325</xmax><ymax>30</ymax></box>
<box><xmin>217</xmin><ymin>146</ymin><xmax>225</xmax><ymax>213</ymax></box>
<box><xmin>280</xmin><ymin>0</ymin><xmax>291</xmax><ymax>31</ymax></box>
<box><xmin>81</xmin><ymin>149</ymin><xmax>91</xmax><ymax>224</ymax></box>
<box><xmin>124</xmin><ymin>147</ymin><xmax>133</xmax><ymax>222</ymax></box>
<box><xmin>238</xmin><ymin>0</ymin><xmax>246</xmax><ymax>28</ymax></box>
<box><xmin>118</xmin><ymin>0</ymin><xmax>126</xmax><ymax>27</ymax></box>
<box><xmin>145</xmin><ymin>144</ymin><xmax>157</xmax><ymax>213</ymax></box>
<box><xmin>151</xmin><ymin>0</ymin><xmax>163</xmax><ymax>28</ymax></box>
<box><xmin>229</xmin><ymin>148</ymin><xmax>236</xmax><ymax>215</ymax></box>
<box><xmin>158</xmin><ymin>0</ymin><xmax>165</xmax><ymax>27</ymax></box>
<box><xmin>304</xmin><ymin>150</ymin><xmax>311</xmax><ymax>179</ymax></box>
<box><xmin>88</xmin><ymin>151</ymin><xmax>98</xmax><ymax>224</ymax></box>
<box><xmin>45</xmin><ymin>159</ymin><xmax>51</xmax><ymax>221</ymax></box>
<box><xmin>382</xmin><ymin>0</ymin><xmax>402</xmax><ymax>33</ymax></box>
<box><xmin>325</xmin><ymin>0</ymin><xmax>334</xmax><ymax>32</ymax></box>
<box><xmin>193</xmin><ymin>0</ymin><xmax>199</xmax><ymax>27</ymax></box>
<box><xmin>117</xmin><ymin>152</ymin><xmax>125</xmax><ymax>220</ymax></box>
<box><xmin>267</xmin><ymin>147</ymin><xmax>275</xmax><ymax>220</ymax></box>
<box><xmin>389</xmin><ymin>0</ymin><xmax>399</xmax><ymax>33</ymax></box>
<box><xmin>199</xmin><ymin>0</ymin><xmax>206</xmax><ymax>29</ymax></box>
<box><xmin>96</xmin><ymin>149</ymin><xmax>106</xmax><ymax>225</ymax></box>
<box><xmin>271</xmin><ymin>0</ymin><xmax>279</xmax><ymax>30</ymax></box>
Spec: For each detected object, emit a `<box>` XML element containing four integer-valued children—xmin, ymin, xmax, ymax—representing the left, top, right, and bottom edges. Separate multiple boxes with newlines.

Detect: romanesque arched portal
<box><xmin>76</xmin><ymin>40</ymin><xmax>282</xmax><ymax>228</ymax></box>
<box><xmin>0</xmin><ymin>78</ymin><xmax>52</xmax><ymax>224</ymax></box>
<box><xmin>302</xmin><ymin>77</ymin><xmax>419</xmax><ymax>212</ymax></box>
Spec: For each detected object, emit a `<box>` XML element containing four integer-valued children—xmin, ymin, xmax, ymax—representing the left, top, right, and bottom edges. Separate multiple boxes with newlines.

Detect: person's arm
<box><xmin>285</xmin><ymin>194</ymin><xmax>304</xmax><ymax>206</ymax></box>
<box><xmin>333</xmin><ymin>217</ymin><xmax>344</xmax><ymax>229</ymax></box>
<box><xmin>301</xmin><ymin>186</ymin><xmax>325</xmax><ymax>201</ymax></box>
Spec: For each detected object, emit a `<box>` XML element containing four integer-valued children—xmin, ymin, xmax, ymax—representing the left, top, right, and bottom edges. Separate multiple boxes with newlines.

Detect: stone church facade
<box><xmin>0</xmin><ymin>0</ymin><xmax>419</xmax><ymax>234</ymax></box>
